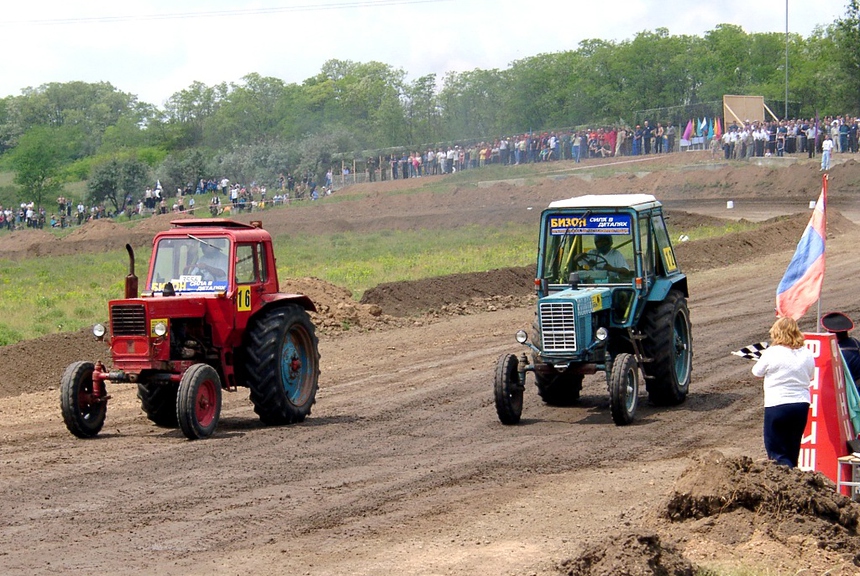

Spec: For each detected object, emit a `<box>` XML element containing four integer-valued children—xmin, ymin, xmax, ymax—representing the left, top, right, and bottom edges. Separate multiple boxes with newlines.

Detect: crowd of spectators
<box><xmin>364</xmin><ymin>123</ymin><xmax>679</xmax><ymax>182</ymax></box>
<box><xmin>3</xmin><ymin>114</ymin><xmax>858</xmax><ymax>233</ymax></box>
<box><xmin>0</xmin><ymin>198</ymin><xmax>108</xmax><ymax>231</ymax></box>
<box><xmin>714</xmin><ymin>115</ymin><xmax>859</xmax><ymax>160</ymax></box>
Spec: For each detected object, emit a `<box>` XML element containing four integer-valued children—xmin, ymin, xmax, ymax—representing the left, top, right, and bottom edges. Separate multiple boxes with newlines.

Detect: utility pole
<box><xmin>785</xmin><ymin>0</ymin><xmax>789</xmax><ymax>119</ymax></box>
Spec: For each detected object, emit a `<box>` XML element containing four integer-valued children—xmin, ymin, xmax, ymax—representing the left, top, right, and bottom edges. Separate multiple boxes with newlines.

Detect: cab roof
<box><xmin>547</xmin><ymin>194</ymin><xmax>660</xmax><ymax>210</ymax></box>
<box><xmin>170</xmin><ymin>218</ymin><xmax>260</xmax><ymax>229</ymax></box>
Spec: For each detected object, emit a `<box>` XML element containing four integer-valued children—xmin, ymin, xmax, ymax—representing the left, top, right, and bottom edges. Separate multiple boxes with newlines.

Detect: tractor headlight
<box><xmin>93</xmin><ymin>323</ymin><xmax>106</xmax><ymax>338</ymax></box>
<box><xmin>596</xmin><ymin>327</ymin><xmax>609</xmax><ymax>341</ymax></box>
<box><xmin>153</xmin><ymin>321</ymin><xmax>168</xmax><ymax>337</ymax></box>
<box><xmin>515</xmin><ymin>330</ymin><xmax>528</xmax><ymax>344</ymax></box>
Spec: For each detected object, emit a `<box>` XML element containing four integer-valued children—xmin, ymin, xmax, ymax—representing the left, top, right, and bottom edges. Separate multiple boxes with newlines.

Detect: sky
<box><xmin>0</xmin><ymin>0</ymin><xmax>850</xmax><ymax>107</ymax></box>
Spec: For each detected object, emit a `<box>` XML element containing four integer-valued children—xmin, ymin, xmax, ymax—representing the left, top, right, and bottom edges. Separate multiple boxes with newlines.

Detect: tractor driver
<box><xmin>192</xmin><ymin>242</ymin><xmax>228</xmax><ymax>281</ymax></box>
<box><xmin>580</xmin><ymin>234</ymin><xmax>631</xmax><ymax>277</ymax></box>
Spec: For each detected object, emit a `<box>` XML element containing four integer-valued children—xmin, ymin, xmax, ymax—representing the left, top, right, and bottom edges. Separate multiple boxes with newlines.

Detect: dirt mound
<box><xmin>558</xmin><ymin>531</ymin><xmax>693</xmax><ymax>576</ymax></box>
<box><xmin>281</xmin><ymin>277</ymin><xmax>404</xmax><ymax>334</ymax></box>
<box><xmin>0</xmin><ymin>328</ymin><xmax>111</xmax><ymax>399</ymax></box>
<box><xmin>664</xmin><ymin>210</ymin><xmax>733</xmax><ymax>232</ymax></box>
<box><xmin>675</xmin><ymin>210</ymin><xmax>858</xmax><ymax>273</ymax></box>
<box><xmin>562</xmin><ymin>451</ymin><xmax>860</xmax><ymax>575</ymax></box>
<box><xmin>0</xmin><ymin>228</ymin><xmax>56</xmax><ymax>256</ymax></box>
<box><xmin>659</xmin><ymin>451</ymin><xmax>860</xmax><ymax>573</ymax></box>
<box><xmin>360</xmin><ymin>265</ymin><xmax>535</xmax><ymax>317</ymax></box>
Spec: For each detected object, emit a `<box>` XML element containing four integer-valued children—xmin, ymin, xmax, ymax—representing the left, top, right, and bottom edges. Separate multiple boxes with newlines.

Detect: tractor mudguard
<box><xmin>646</xmin><ymin>276</ymin><xmax>688</xmax><ymax>303</ymax></box>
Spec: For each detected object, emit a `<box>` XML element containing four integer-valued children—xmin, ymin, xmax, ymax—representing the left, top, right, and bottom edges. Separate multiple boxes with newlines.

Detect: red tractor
<box><xmin>60</xmin><ymin>219</ymin><xmax>320</xmax><ymax>440</ymax></box>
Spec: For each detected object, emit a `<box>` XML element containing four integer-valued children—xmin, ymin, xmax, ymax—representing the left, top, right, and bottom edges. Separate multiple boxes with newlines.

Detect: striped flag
<box><xmin>775</xmin><ymin>174</ymin><xmax>827</xmax><ymax>319</ymax></box>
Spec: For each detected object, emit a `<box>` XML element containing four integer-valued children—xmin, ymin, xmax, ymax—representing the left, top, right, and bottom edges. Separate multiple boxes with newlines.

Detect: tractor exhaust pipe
<box><xmin>125</xmin><ymin>243</ymin><xmax>138</xmax><ymax>299</ymax></box>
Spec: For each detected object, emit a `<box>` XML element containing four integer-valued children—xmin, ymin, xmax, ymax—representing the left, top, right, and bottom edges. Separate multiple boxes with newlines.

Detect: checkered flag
<box><xmin>731</xmin><ymin>342</ymin><xmax>768</xmax><ymax>361</ymax></box>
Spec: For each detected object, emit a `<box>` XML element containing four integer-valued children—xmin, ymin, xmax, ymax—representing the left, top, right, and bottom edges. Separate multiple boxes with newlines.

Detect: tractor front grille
<box><xmin>110</xmin><ymin>304</ymin><xmax>147</xmax><ymax>336</ymax></box>
<box><xmin>539</xmin><ymin>301</ymin><xmax>577</xmax><ymax>352</ymax></box>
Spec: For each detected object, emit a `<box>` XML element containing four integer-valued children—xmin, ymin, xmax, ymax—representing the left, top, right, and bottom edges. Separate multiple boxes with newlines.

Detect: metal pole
<box><xmin>785</xmin><ymin>0</ymin><xmax>789</xmax><ymax>119</ymax></box>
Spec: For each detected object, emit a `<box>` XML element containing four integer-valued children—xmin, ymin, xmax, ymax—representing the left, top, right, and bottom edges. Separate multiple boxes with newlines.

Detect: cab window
<box><xmin>651</xmin><ymin>215</ymin><xmax>678</xmax><ymax>274</ymax></box>
<box><xmin>256</xmin><ymin>243</ymin><xmax>268</xmax><ymax>283</ymax></box>
<box><xmin>235</xmin><ymin>244</ymin><xmax>257</xmax><ymax>284</ymax></box>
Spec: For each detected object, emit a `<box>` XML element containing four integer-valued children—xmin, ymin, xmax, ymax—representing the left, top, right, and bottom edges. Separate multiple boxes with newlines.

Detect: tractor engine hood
<box><xmin>536</xmin><ymin>286</ymin><xmax>613</xmax><ymax>357</ymax></box>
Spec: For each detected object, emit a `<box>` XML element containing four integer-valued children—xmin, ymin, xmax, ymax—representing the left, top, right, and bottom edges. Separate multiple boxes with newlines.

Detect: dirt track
<box><xmin>2</xmin><ymin>152</ymin><xmax>860</xmax><ymax>575</ymax></box>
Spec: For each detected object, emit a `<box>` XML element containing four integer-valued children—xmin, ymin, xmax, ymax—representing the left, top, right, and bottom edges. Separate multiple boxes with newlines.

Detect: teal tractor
<box><xmin>494</xmin><ymin>194</ymin><xmax>692</xmax><ymax>426</ymax></box>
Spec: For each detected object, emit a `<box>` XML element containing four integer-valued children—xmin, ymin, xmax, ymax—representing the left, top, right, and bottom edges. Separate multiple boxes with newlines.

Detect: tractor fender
<box><xmin>260</xmin><ymin>292</ymin><xmax>318</xmax><ymax>313</ymax></box>
<box><xmin>645</xmin><ymin>275</ymin><xmax>688</xmax><ymax>302</ymax></box>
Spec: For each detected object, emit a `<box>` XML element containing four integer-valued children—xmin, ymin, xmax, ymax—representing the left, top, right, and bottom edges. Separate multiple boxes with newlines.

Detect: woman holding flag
<box><xmin>751</xmin><ymin>317</ymin><xmax>814</xmax><ymax>468</ymax></box>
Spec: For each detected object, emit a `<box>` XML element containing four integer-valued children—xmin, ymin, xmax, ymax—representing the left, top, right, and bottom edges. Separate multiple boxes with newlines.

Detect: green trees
<box><xmin>9</xmin><ymin>126</ymin><xmax>67</xmax><ymax>209</ymax></box>
<box><xmin>834</xmin><ymin>0</ymin><xmax>860</xmax><ymax>111</ymax></box>
<box><xmin>1</xmin><ymin>16</ymin><xmax>858</xmax><ymax>204</ymax></box>
<box><xmin>87</xmin><ymin>158</ymin><xmax>149</xmax><ymax>215</ymax></box>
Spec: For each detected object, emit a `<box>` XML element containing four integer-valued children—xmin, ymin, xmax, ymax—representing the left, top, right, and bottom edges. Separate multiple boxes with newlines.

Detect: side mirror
<box><xmin>568</xmin><ymin>272</ymin><xmax>580</xmax><ymax>289</ymax></box>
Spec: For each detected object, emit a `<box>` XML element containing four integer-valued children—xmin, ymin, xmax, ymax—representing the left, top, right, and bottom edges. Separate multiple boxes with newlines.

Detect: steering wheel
<box><xmin>573</xmin><ymin>252</ymin><xmax>610</xmax><ymax>271</ymax></box>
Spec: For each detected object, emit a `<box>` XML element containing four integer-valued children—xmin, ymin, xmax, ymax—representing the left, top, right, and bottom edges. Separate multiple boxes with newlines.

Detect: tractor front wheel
<box><xmin>137</xmin><ymin>381</ymin><xmax>179</xmax><ymax>427</ymax></box>
<box><xmin>244</xmin><ymin>305</ymin><xmax>320</xmax><ymax>425</ymax></box>
<box><xmin>60</xmin><ymin>361</ymin><xmax>107</xmax><ymax>438</ymax></box>
<box><xmin>609</xmin><ymin>353</ymin><xmax>638</xmax><ymax>426</ymax></box>
<box><xmin>176</xmin><ymin>364</ymin><xmax>222</xmax><ymax>440</ymax></box>
<box><xmin>494</xmin><ymin>354</ymin><xmax>523</xmax><ymax>424</ymax></box>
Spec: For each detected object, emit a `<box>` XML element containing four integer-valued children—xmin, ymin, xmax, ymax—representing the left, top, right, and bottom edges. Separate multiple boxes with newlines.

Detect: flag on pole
<box><xmin>715</xmin><ymin>118</ymin><xmax>722</xmax><ymax>140</ymax></box>
<box><xmin>775</xmin><ymin>174</ymin><xmax>828</xmax><ymax>319</ymax></box>
<box><xmin>683</xmin><ymin>119</ymin><xmax>693</xmax><ymax>141</ymax></box>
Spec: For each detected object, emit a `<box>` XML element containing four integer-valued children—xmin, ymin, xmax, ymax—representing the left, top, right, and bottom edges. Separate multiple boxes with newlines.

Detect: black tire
<box><xmin>494</xmin><ymin>354</ymin><xmax>523</xmax><ymax>425</ymax></box>
<box><xmin>176</xmin><ymin>364</ymin><xmax>222</xmax><ymax>440</ymax></box>
<box><xmin>609</xmin><ymin>352</ymin><xmax>638</xmax><ymax>426</ymax></box>
<box><xmin>532</xmin><ymin>320</ymin><xmax>583</xmax><ymax>405</ymax></box>
<box><xmin>244</xmin><ymin>305</ymin><xmax>320</xmax><ymax>425</ymax></box>
<box><xmin>640</xmin><ymin>290</ymin><xmax>692</xmax><ymax>406</ymax></box>
<box><xmin>60</xmin><ymin>361</ymin><xmax>106</xmax><ymax>438</ymax></box>
<box><xmin>137</xmin><ymin>381</ymin><xmax>179</xmax><ymax>427</ymax></box>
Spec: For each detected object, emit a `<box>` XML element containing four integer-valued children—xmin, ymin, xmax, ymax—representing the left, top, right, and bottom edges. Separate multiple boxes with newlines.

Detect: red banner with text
<box><xmin>799</xmin><ymin>333</ymin><xmax>854</xmax><ymax>492</ymax></box>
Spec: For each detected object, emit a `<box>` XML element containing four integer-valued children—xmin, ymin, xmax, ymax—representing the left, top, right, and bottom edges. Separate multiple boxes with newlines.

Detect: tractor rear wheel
<box><xmin>641</xmin><ymin>290</ymin><xmax>692</xmax><ymax>406</ymax></box>
<box><xmin>609</xmin><ymin>352</ymin><xmax>638</xmax><ymax>426</ymax></box>
<box><xmin>494</xmin><ymin>354</ymin><xmax>523</xmax><ymax>424</ymax></box>
<box><xmin>60</xmin><ymin>361</ymin><xmax>106</xmax><ymax>438</ymax></box>
<box><xmin>176</xmin><ymin>364</ymin><xmax>221</xmax><ymax>439</ymax></box>
<box><xmin>137</xmin><ymin>381</ymin><xmax>179</xmax><ymax>427</ymax></box>
<box><xmin>244</xmin><ymin>305</ymin><xmax>320</xmax><ymax>425</ymax></box>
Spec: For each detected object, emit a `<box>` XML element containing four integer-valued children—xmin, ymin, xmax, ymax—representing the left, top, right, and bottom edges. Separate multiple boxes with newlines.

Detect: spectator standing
<box><xmin>821</xmin><ymin>134</ymin><xmax>833</xmax><ymax>171</ymax></box>
<box><xmin>642</xmin><ymin>121</ymin><xmax>653</xmax><ymax>154</ymax></box>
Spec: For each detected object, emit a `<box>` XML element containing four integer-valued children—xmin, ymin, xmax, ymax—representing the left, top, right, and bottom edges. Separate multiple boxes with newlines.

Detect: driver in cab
<box><xmin>582</xmin><ymin>235</ymin><xmax>631</xmax><ymax>276</ymax></box>
<box><xmin>192</xmin><ymin>242</ymin><xmax>228</xmax><ymax>281</ymax></box>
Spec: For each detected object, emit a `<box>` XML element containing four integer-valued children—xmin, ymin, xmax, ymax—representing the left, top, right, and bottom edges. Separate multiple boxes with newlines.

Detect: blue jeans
<box><xmin>763</xmin><ymin>402</ymin><xmax>809</xmax><ymax>467</ymax></box>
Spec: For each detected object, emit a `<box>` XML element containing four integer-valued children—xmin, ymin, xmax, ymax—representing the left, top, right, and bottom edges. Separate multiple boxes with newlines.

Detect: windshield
<box><xmin>148</xmin><ymin>236</ymin><xmax>231</xmax><ymax>293</ymax></box>
<box><xmin>541</xmin><ymin>212</ymin><xmax>635</xmax><ymax>285</ymax></box>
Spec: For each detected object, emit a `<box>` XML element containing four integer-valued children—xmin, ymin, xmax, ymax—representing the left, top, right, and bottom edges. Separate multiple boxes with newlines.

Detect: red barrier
<box><xmin>799</xmin><ymin>332</ymin><xmax>855</xmax><ymax>493</ymax></box>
